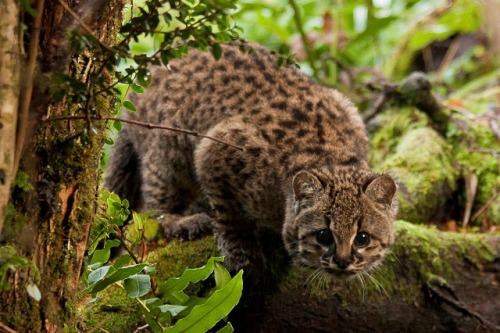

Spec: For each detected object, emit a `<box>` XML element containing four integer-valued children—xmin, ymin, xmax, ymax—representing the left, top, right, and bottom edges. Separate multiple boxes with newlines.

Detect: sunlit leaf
<box><xmin>159</xmin><ymin>257</ymin><xmax>224</xmax><ymax>303</ymax></box>
<box><xmin>85</xmin><ymin>264</ymin><xmax>148</xmax><ymax>294</ymax></box>
<box><xmin>216</xmin><ymin>322</ymin><xmax>234</xmax><ymax>333</ymax></box>
<box><xmin>164</xmin><ymin>270</ymin><xmax>243</xmax><ymax>333</ymax></box>
<box><xmin>26</xmin><ymin>283</ymin><xmax>41</xmax><ymax>301</ymax></box>
<box><xmin>123</xmin><ymin>274</ymin><xmax>151</xmax><ymax>298</ymax></box>
<box><xmin>123</xmin><ymin>100</ymin><xmax>137</xmax><ymax>112</ymax></box>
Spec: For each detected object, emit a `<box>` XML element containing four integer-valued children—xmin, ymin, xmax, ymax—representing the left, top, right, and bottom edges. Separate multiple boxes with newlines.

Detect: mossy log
<box><xmin>370</xmin><ymin>106</ymin><xmax>499</xmax><ymax>225</ymax></box>
<box><xmin>87</xmin><ymin>221</ymin><xmax>499</xmax><ymax>333</ymax></box>
<box><xmin>379</xmin><ymin>127</ymin><xmax>457</xmax><ymax>223</ymax></box>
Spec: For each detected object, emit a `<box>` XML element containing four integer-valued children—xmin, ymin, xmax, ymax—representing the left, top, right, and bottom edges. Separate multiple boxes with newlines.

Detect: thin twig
<box><xmin>0</xmin><ymin>321</ymin><xmax>19</xmax><ymax>333</ymax></box>
<box><xmin>14</xmin><ymin>0</ymin><xmax>45</xmax><ymax>175</ymax></box>
<box><xmin>43</xmin><ymin>115</ymin><xmax>244</xmax><ymax>150</ymax></box>
<box><xmin>362</xmin><ymin>94</ymin><xmax>388</xmax><ymax>123</ymax></box>
<box><xmin>471</xmin><ymin>192</ymin><xmax>499</xmax><ymax>221</ymax></box>
<box><xmin>133</xmin><ymin>324</ymin><xmax>151</xmax><ymax>333</ymax></box>
<box><xmin>436</xmin><ymin>36</ymin><xmax>461</xmax><ymax>80</ymax></box>
<box><xmin>461</xmin><ymin>172</ymin><xmax>478</xmax><ymax>227</ymax></box>
<box><xmin>113</xmin><ymin>225</ymin><xmax>141</xmax><ymax>265</ymax></box>
<box><xmin>86</xmin><ymin>316</ymin><xmax>111</xmax><ymax>333</ymax></box>
<box><xmin>289</xmin><ymin>0</ymin><xmax>318</xmax><ymax>79</ymax></box>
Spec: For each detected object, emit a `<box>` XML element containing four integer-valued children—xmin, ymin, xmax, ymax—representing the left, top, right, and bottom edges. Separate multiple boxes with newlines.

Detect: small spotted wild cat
<box><xmin>106</xmin><ymin>42</ymin><xmax>397</xmax><ymax>278</ymax></box>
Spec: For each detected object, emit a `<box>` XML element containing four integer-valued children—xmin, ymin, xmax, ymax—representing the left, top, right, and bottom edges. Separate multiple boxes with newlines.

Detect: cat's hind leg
<box><xmin>194</xmin><ymin>119</ymin><xmax>267</xmax><ymax>277</ymax></box>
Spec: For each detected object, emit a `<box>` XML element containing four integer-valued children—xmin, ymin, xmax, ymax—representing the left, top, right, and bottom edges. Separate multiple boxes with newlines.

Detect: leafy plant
<box><xmin>46</xmin><ymin>0</ymin><xmax>241</xmax><ymax>147</ymax></box>
<box><xmin>85</xmin><ymin>191</ymin><xmax>243</xmax><ymax>332</ymax></box>
<box><xmin>234</xmin><ymin>0</ymin><xmax>486</xmax><ymax>85</ymax></box>
<box><xmin>0</xmin><ymin>246</ymin><xmax>41</xmax><ymax>301</ymax></box>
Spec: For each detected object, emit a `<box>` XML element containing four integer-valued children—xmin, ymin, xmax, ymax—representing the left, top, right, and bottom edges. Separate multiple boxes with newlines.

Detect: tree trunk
<box><xmin>0</xmin><ymin>0</ymin><xmax>20</xmax><ymax>233</ymax></box>
<box><xmin>0</xmin><ymin>1</ymin><xmax>123</xmax><ymax>331</ymax></box>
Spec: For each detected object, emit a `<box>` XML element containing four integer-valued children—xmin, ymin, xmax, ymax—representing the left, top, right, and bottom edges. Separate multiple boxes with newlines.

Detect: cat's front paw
<box><xmin>160</xmin><ymin>213</ymin><xmax>214</xmax><ymax>241</ymax></box>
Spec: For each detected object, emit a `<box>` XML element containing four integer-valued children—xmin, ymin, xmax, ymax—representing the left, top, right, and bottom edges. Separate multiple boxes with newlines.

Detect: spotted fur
<box><xmin>105</xmin><ymin>42</ymin><xmax>398</xmax><ymax>278</ymax></box>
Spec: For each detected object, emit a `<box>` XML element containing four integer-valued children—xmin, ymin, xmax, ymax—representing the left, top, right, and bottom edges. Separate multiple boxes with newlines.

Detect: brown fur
<box><xmin>105</xmin><ymin>42</ymin><xmax>397</xmax><ymax>278</ymax></box>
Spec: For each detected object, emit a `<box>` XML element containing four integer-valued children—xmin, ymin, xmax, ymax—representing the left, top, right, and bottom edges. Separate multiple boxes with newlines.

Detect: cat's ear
<box><xmin>292</xmin><ymin>171</ymin><xmax>324</xmax><ymax>210</ymax></box>
<box><xmin>364</xmin><ymin>175</ymin><xmax>396</xmax><ymax>205</ymax></box>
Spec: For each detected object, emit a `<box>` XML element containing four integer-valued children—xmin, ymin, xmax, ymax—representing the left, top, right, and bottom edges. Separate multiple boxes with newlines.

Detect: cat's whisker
<box><xmin>363</xmin><ymin>271</ymin><xmax>389</xmax><ymax>298</ymax></box>
<box><xmin>356</xmin><ymin>273</ymin><xmax>366</xmax><ymax>302</ymax></box>
<box><xmin>387</xmin><ymin>249</ymin><xmax>402</xmax><ymax>266</ymax></box>
<box><xmin>305</xmin><ymin>267</ymin><xmax>323</xmax><ymax>289</ymax></box>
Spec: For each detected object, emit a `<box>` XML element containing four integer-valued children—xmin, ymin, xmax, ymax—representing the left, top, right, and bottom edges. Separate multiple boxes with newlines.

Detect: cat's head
<box><xmin>283</xmin><ymin>168</ymin><xmax>397</xmax><ymax>275</ymax></box>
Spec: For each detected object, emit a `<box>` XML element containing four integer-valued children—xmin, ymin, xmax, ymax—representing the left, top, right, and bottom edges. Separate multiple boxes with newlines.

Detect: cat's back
<box><xmin>129</xmin><ymin>43</ymin><xmax>346</xmax><ymax>127</ymax></box>
<box><xmin>126</xmin><ymin>42</ymin><xmax>368</xmax><ymax>169</ymax></box>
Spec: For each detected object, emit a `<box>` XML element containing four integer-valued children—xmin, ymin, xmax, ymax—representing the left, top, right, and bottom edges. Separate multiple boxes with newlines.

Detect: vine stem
<box><xmin>289</xmin><ymin>0</ymin><xmax>318</xmax><ymax>79</ymax></box>
<box><xmin>14</xmin><ymin>0</ymin><xmax>45</xmax><ymax>176</ymax></box>
<box><xmin>43</xmin><ymin>115</ymin><xmax>244</xmax><ymax>151</ymax></box>
<box><xmin>113</xmin><ymin>225</ymin><xmax>141</xmax><ymax>265</ymax></box>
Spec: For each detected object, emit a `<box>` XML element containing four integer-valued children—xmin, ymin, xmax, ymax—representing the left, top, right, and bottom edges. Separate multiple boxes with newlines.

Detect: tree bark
<box><xmin>0</xmin><ymin>0</ymin><xmax>20</xmax><ymax>233</ymax></box>
<box><xmin>0</xmin><ymin>1</ymin><xmax>123</xmax><ymax>331</ymax></box>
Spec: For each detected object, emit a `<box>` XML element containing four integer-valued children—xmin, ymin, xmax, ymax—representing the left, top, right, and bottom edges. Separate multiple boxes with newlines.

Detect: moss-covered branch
<box><xmin>84</xmin><ymin>221</ymin><xmax>499</xmax><ymax>332</ymax></box>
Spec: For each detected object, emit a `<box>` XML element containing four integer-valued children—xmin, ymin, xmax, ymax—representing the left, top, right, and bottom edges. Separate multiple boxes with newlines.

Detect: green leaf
<box><xmin>164</xmin><ymin>270</ymin><xmax>243</xmax><ymax>333</ymax></box>
<box><xmin>85</xmin><ymin>263</ymin><xmax>148</xmax><ymax>294</ymax></box>
<box><xmin>211</xmin><ymin>43</ymin><xmax>223</xmax><ymax>60</ymax></box>
<box><xmin>104</xmin><ymin>136</ymin><xmax>114</xmax><ymax>145</ymax></box>
<box><xmin>123</xmin><ymin>100</ymin><xmax>137</xmax><ymax>112</ymax></box>
<box><xmin>159</xmin><ymin>257</ymin><xmax>224</xmax><ymax>303</ymax></box>
<box><xmin>87</xmin><ymin>266</ymin><xmax>112</xmax><ymax>285</ymax></box>
<box><xmin>137</xmin><ymin>68</ymin><xmax>152</xmax><ymax>87</ymax></box>
<box><xmin>214</xmin><ymin>262</ymin><xmax>231</xmax><ymax>290</ymax></box>
<box><xmin>113</xmin><ymin>120</ymin><xmax>123</xmax><ymax>131</ymax></box>
<box><xmin>141</xmin><ymin>307</ymin><xmax>163</xmax><ymax>333</ymax></box>
<box><xmin>113</xmin><ymin>254</ymin><xmax>133</xmax><ymax>269</ymax></box>
<box><xmin>90</xmin><ymin>239</ymin><xmax>121</xmax><ymax>265</ymax></box>
<box><xmin>216</xmin><ymin>322</ymin><xmax>234</xmax><ymax>333</ymax></box>
<box><xmin>155</xmin><ymin>304</ymin><xmax>188</xmax><ymax>317</ymax></box>
<box><xmin>132</xmin><ymin>211</ymin><xmax>144</xmax><ymax>229</ymax></box>
<box><xmin>131</xmin><ymin>83</ymin><xmax>144</xmax><ymax>93</ymax></box>
<box><xmin>143</xmin><ymin>215</ymin><xmax>159</xmax><ymax>239</ymax></box>
<box><xmin>123</xmin><ymin>274</ymin><xmax>151</xmax><ymax>298</ymax></box>
<box><xmin>26</xmin><ymin>283</ymin><xmax>41</xmax><ymax>301</ymax></box>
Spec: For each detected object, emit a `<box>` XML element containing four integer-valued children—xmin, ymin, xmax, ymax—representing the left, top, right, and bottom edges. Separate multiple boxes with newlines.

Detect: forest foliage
<box><xmin>86</xmin><ymin>0</ymin><xmax>498</xmax><ymax>331</ymax></box>
<box><xmin>1</xmin><ymin>0</ymin><xmax>498</xmax><ymax>332</ymax></box>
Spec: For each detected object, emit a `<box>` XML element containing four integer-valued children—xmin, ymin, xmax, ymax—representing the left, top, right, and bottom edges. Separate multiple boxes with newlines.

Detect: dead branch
<box><xmin>43</xmin><ymin>115</ymin><xmax>244</xmax><ymax>151</ymax></box>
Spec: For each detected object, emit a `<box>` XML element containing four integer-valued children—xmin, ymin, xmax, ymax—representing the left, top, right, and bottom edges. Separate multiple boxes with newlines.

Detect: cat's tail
<box><xmin>104</xmin><ymin>128</ymin><xmax>143</xmax><ymax>211</ymax></box>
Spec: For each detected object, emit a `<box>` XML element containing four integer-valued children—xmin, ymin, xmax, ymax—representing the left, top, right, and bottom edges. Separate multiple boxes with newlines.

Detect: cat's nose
<box><xmin>333</xmin><ymin>256</ymin><xmax>352</xmax><ymax>269</ymax></box>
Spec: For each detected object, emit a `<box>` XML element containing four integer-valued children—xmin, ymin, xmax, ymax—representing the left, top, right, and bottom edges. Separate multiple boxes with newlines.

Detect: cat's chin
<box><xmin>321</xmin><ymin>266</ymin><xmax>358</xmax><ymax>277</ymax></box>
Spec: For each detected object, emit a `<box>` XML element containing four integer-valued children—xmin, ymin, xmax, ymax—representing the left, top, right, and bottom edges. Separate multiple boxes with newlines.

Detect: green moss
<box><xmin>79</xmin><ymin>285</ymin><xmax>143</xmax><ymax>332</ymax></box>
<box><xmin>370</xmin><ymin>105</ymin><xmax>499</xmax><ymax>225</ymax></box>
<box><xmin>447</xmin><ymin>115</ymin><xmax>500</xmax><ymax>224</ymax></box>
<box><xmin>148</xmin><ymin>237</ymin><xmax>219</xmax><ymax>281</ymax></box>
<box><xmin>370</xmin><ymin>107</ymin><xmax>431</xmax><ymax>168</ymax></box>
<box><xmin>84</xmin><ymin>222</ymin><xmax>498</xmax><ymax>326</ymax></box>
<box><xmin>369</xmin><ymin>108</ymin><xmax>459</xmax><ymax>223</ymax></box>
<box><xmin>382</xmin><ymin>128</ymin><xmax>457</xmax><ymax>223</ymax></box>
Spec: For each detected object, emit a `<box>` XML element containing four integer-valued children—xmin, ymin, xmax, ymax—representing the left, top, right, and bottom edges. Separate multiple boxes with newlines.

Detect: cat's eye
<box><xmin>316</xmin><ymin>229</ymin><xmax>334</xmax><ymax>246</ymax></box>
<box><xmin>354</xmin><ymin>232</ymin><xmax>370</xmax><ymax>247</ymax></box>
